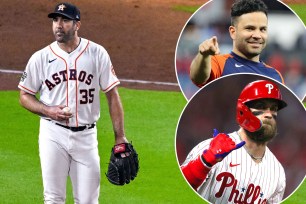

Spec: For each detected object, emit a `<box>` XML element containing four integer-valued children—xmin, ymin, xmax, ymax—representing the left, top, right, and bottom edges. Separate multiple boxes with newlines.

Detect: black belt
<box><xmin>45</xmin><ymin>119</ymin><xmax>95</xmax><ymax>132</ymax></box>
<box><xmin>56</xmin><ymin>123</ymin><xmax>95</xmax><ymax>132</ymax></box>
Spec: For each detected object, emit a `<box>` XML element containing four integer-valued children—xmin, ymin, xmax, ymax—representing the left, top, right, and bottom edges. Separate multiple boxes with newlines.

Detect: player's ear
<box><xmin>75</xmin><ymin>21</ymin><xmax>81</xmax><ymax>31</ymax></box>
<box><xmin>229</xmin><ymin>25</ymin><xmax>236</xmax><ymax>40</ymax></box>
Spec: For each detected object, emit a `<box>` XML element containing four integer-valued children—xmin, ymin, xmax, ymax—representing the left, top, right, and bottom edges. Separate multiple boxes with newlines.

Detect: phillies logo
<box><xmin>215</xmin><ymin>172</ymin><xmax>267</xmax><ymax>204</ymax></box>
<box><xmin>265</xmin><ymin>83</ymin><xmax>274</xmax><ymax>94</ymax></box>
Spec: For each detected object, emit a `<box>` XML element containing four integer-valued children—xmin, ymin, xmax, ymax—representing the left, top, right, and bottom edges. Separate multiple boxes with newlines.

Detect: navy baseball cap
<box><xmin>48</xmin><ymin>3</ymin><xmax>80</xmax><ymax>21</ymax></box>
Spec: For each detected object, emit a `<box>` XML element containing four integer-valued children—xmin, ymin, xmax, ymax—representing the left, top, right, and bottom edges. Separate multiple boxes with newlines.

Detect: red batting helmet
<box><xmin>236</xmin><ymin>80</ymin><xmax>287</xmax><ymax>132</ymax></box>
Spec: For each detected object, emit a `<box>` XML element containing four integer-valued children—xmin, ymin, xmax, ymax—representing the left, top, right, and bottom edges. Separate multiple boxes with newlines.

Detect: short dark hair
<box><xmin>231</xmin><ymin>0</ymin><xmax>268</xmax><ymax>26</ymax></box>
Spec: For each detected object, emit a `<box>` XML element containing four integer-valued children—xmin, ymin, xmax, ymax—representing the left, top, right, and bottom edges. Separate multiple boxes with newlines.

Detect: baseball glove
<box><xmin>106</xmin><ymin>143</ymin><xmax>139</xmax><ymax>185</ymax></box>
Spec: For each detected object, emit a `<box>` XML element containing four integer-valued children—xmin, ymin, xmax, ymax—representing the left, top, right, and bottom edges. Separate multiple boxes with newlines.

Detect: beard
<box><xmin>54</xmin><ymin>29</ymin><xmax>75</xmax><ymax>43</ymax></box>
<box><xmin>245</xmin><ymin>120</ymin><xmax>277</xmax><ymax>143</ymax></box>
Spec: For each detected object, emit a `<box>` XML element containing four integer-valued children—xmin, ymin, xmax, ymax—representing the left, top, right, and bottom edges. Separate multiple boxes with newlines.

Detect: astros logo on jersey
<box><xmin>44</xmin><ymin>69</ymin><xmax>93</xmax><ymax>91</ymax></box>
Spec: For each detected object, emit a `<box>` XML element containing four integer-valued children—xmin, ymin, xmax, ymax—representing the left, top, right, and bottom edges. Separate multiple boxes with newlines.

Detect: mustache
<box><xmin>55</xmin><ymin>29</ymin><xmax>64</xmax><ymax>33</ymax></box>
<box><xmin>262</xmin><ymin>120</ymin><xmax>272</xmax><ymax>125</ymax></box>
<box><xmin>261</xmin><ymin>121</ymin><xmax>274</xmax><ymax>128</ymax></box>
<box><xmin>247</xmin><ymin>40</ymin><xmax>265</xmax><ymax>44</ymax></box>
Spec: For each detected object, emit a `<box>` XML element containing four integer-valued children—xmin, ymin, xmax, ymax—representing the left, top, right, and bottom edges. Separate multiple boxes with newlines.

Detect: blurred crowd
<box><xmin>176</xmin><ymin>0</ymin><xmax>306</xmax><ymax>100</ymax></box>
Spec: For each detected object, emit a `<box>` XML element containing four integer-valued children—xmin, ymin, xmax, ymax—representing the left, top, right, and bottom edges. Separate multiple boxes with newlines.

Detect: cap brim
<box><xmin>48</xmin><ymin>12</ymin><xmax>75</xmax><ymax>20</ymax></box>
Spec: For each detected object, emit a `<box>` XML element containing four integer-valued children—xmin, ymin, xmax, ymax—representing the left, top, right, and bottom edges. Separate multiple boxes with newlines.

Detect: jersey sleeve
<box><xmin>98</xmin><ymin>47</ymin><xmax>120</xmax><ymax>93</ymax></box>
<box><xmin>195</xmin><ymin>55</ymin><xmax>228</xmax><ymax>87</ymax></box>
<box><xmin>181</xmin><ymin>139</ymin><xmax>213</xmax><ymax>189</ymax></box>
<box><xmin>206</xmin><ymin>55</ymin><xmax>228</xmax><ymax>84</ymax></box>
<box><xmin>18</xmin><ymin>52</ymin><xmax>42</xmax><ymax>95</ymax></box>
<box><xmin>182</xmin><ymin>140</ymin><xmax>211</xmax><ymax>165</ymax></box>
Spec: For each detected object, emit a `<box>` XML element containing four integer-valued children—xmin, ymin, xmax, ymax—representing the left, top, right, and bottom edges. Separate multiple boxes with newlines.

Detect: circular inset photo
<box><xmin>176</xmin><ymin>74</ymin><xmax>306</xmax><ymax>203</ymax></box>
<box><xmin>175</xmin><ymin>0</ymin><xmax>306</xmax><ymax>100</ymax></box>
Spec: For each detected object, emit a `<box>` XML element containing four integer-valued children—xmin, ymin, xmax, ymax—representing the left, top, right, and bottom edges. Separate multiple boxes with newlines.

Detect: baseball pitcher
<box><xmin>18</xmin><ymin>2</ymin><xmax>139</xmax><ymax>203</ymax></box>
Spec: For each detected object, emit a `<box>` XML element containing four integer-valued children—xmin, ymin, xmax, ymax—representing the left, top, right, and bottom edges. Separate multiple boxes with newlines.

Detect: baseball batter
<box><xmin>18</xmin><ymin>2</ymin><xmax>131</xmax><ymax>203</ymax></box>
<box><xmin>181</xmin><ymin>80</ymin><xmax>287</xmax><ymax>204</ymax></box>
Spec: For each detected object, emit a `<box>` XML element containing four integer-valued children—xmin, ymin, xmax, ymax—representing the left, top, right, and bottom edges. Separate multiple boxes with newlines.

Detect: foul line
<box><xmin>0</xmin><ymin>69</ymin><xmax>179</xmax><ymax>87</ymax></box>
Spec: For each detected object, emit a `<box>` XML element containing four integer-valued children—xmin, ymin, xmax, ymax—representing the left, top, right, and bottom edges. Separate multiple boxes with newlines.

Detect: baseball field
<box><xmin>1</xmin><ymin>88</ymin><xmax>305</xmax><ymax>204</ymax></box>
<box><xmin>0</xmin><ymin>0</ymin><xmax>305</xmax><ymax>204</ymax></box>
<box><xmin>1</xmin><ymin>89</ymin><xmax>305</xmax><ymax>203</ymax></box>
<box><xmin>0</xmin><ymin>88</ymin><xmax>195</xmax><ymax>203</ymax></box>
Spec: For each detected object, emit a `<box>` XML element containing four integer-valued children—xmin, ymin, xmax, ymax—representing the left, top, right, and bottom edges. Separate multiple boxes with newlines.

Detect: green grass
<box><xmin>0</xmin><ymin>88</ymin><xmax>200</xmax><ymax>203</ymax></box>
<box><xmin>289</xmin><ymin>4</ymin><xmax>306</xmax><ymax>25</ymax></box>
<box><xmin>284</xmin><ymin>180</ymin><xmax>306</xmax><ymax>203</ymax></box>
<box><xmin>173</xmin><ymin>5</ymin><xmax>200</xmax><ymax>13</ymax></box>
<box><xmin>173</xmin><ymin>4</ymin><xmax>306</xmax><ymax>26</ymax></box>
<box><xmin>1</xmin><ymin>88</ymin><xmax>305</xmax><ymax>203</ymax></box>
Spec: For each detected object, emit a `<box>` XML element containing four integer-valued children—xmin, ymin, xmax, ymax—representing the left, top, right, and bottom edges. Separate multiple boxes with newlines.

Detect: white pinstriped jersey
<box><xmin>18</xmin><ymin>38</ymin><xmax>119</xmax><ymax>126</ymax></box>
<box><xmin>183</xmin><ymin>132</ymin><xmax>286</xmax><ymax>204</ymax></box>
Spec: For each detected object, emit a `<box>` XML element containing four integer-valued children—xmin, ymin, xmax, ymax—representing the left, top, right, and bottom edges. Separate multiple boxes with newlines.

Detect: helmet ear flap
<box><xmin>236</xmin><ymin>100</ymin><xmax>262</xmax><ymax>132</ymax></box>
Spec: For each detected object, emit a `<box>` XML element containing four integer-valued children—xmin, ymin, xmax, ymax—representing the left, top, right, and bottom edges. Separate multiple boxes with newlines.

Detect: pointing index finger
<box><xmin>211</xmin><ymin>36</ymin><xmax>218</xmax><ymax>46</ymax></box>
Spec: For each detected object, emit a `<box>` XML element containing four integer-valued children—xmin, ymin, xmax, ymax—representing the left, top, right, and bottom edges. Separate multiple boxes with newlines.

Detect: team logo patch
<box><xmin>20</xmin><ymin>71</ymin><xmax>27</xmax><ymax>82</ymax></box>
<box><xmin>265</xmin><ymin>83</ymin><xmax>274</xmax><ymax>94</ymax></box>
<box><xmin>58</xmin><ymin>4</ymin><xmax>66</xmax><ymax>11</ymax></box>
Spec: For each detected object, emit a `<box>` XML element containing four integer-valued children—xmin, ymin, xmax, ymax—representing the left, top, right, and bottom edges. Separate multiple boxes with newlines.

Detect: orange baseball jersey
<box><xmin>18</xmin><ymin>38</ymin><xmax>120</xmax><ymax>127</ymax></box>
<box><xmin>181</xmin><ymin>132</ymin><xmax>285</xmax><ymax>204</ymax></box>
<box><xmin>195</xmin><ymin>52</ymin><xmax>284</xmax><ymax>87</ymax></box>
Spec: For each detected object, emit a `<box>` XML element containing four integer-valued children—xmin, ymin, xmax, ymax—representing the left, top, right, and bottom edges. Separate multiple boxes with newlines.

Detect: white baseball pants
<box><xmin>39</xmin><ymin>119</ymin><xmax>100</xmax><ymax>204</ymax></box>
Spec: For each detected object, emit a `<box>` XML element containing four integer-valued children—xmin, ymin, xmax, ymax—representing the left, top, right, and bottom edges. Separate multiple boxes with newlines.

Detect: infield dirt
<box><xmin>0</xmin><ymin>0</ymin><xmax>206</xmax><ymax>91</ymax></box>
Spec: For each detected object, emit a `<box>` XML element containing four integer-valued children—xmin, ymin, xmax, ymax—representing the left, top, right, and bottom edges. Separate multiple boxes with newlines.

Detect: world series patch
<box><xmin>20</xmin><ymin>71</ymin><xmax>27</xmax><ymax>82</ymax></box>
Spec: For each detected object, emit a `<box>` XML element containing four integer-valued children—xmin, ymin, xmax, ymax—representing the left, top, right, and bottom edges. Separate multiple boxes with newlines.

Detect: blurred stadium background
<box><xmin>175</xmin><ymin>0</ymin><xmax>306</xmax><ymax>100</ymax></box>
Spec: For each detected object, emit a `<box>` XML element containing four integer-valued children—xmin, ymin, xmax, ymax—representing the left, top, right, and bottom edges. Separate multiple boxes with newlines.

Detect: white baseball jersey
<box><xmin>183</xmin><ymin>132</ymin><xmax>286</xmax><ymax>204</ymax></box>
<box><xmin>18</xmin><ymin>38</ymin><xmax>119</xmax><ymax>126</ymax></box>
